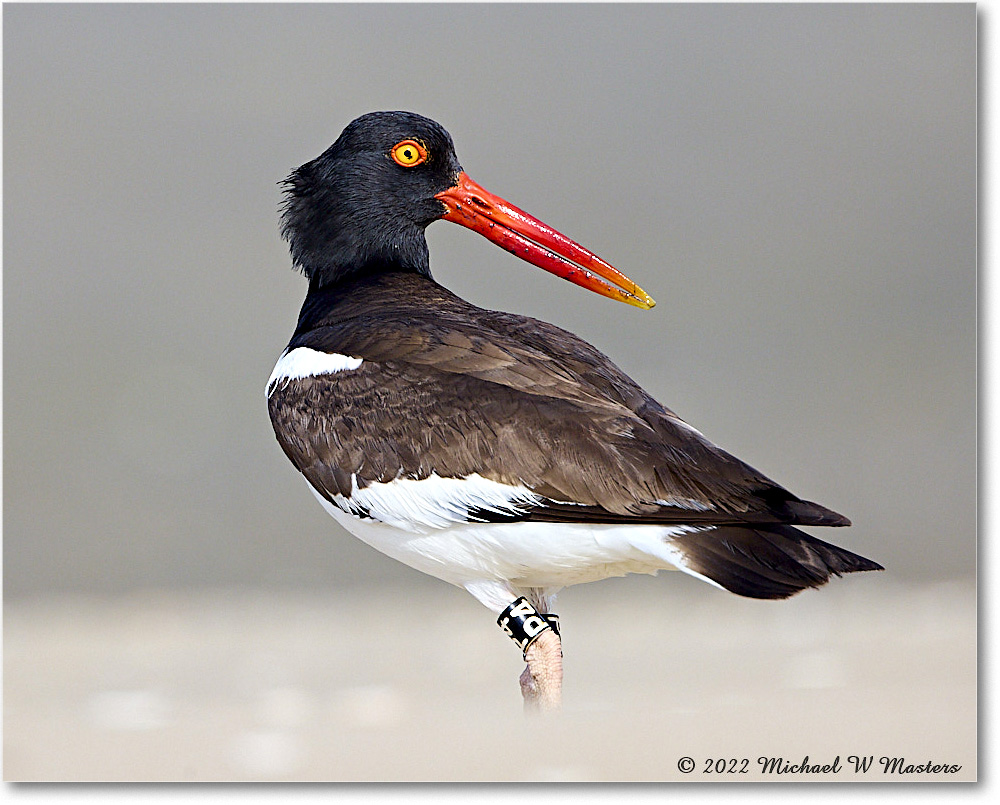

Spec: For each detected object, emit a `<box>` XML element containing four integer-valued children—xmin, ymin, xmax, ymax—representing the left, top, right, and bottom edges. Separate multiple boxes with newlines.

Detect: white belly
<box><xmin>308</xmin><ymin>484</ymin><xmax>719</xmax><ymax>611</ymax></box>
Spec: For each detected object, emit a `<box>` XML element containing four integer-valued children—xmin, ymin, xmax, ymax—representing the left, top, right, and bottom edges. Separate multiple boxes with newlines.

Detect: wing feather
<box><xmin>271</xmin><ymin>272</ymin><xmax>849</xmax><ymax>526</ymax></box>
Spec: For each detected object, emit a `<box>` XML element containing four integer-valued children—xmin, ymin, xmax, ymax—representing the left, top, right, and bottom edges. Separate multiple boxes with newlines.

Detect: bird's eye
<box><xmin>390</xmin><ymin>140</ymin><xmax>428</xmax><ymax>168</ymax></box>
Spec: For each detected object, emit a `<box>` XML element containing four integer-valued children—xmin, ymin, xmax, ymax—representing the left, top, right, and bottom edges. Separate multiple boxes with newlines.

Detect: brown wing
<box><xmin>271</xmin><ymin>273</ymin><xmax>846</xmax><ymax>526</ymax></box>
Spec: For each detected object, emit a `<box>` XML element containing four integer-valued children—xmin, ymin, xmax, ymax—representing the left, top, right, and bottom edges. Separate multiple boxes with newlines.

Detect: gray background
<box><xmin>4</xmin><ymin>3</ymin><xmax>975</xmax><ymax>596</ymax></box>
<box><xmin>2</xmin><ymin>3</ymin><xmax>977</xmax><ymax>781</ymax></box>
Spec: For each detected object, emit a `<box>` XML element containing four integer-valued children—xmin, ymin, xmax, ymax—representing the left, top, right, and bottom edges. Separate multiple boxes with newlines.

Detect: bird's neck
<box><xmin>294</xmin><ymin>270</ymin><xmax>444</xmax><ymax>336</ymax></box>
<box><xmin>290</xmin><ymin>231</ymin><xmax>433</xmax><ymax>291</ymax></box>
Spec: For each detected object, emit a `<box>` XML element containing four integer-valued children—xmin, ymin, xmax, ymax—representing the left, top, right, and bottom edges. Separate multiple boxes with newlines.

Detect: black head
<box><xmin>281</xmin><ymin>111</ymin><xmax>463</xmax><ymax>288</ymax></box>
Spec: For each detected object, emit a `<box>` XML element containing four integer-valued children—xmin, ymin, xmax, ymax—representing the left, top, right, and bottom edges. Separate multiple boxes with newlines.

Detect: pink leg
<box><xmin>519</xmin><ymin>629</ymin><xmax>563</xmax><ymax>712</ymax></box>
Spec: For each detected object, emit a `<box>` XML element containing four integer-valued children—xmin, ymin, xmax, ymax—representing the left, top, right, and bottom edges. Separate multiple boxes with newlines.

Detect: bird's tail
<box><xmin>668</xmin><ymin>524</ymin><xmax>883</xmax><ymax>600</ymax></box>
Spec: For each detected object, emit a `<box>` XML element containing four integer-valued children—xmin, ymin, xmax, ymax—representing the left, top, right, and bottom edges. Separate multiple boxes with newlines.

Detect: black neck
<box><xmin>291</xmin><ymin>270</ymin><xmax>475</xmax><ymax>341</ymax></box>
<box><xmin>294</xmin><ymin>271</ymin><xmax>409</xmax><ymax>336</ymax></box>
<box><xmin>288</xmin><ymin>227</ymin><xmax>432</xmax><ymax>291</ymax></box>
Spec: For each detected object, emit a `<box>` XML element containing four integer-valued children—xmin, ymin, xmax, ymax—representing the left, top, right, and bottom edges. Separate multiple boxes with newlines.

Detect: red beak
<box><xmin>434</xmin><ymin>172</ymin><xmax>655</xmax><ymax>310</ymax></box>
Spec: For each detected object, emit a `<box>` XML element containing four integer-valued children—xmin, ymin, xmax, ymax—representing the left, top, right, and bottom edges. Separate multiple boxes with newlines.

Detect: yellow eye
<box><xmin>391</xmin><ymin>139</ymin><xmax>427</xmax><ymax>167</ymax></box>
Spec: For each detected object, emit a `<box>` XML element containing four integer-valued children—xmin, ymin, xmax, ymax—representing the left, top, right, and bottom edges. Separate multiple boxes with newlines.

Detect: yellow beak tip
<box><xmin>628</xmin><ymin>291</ymin><xmax>656</xmax><ymax>310</ymax></box>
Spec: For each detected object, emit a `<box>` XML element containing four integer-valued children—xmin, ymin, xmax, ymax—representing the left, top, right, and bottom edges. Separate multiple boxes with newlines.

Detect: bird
<box><xmin>267</xmin><ymin>111</ymin><xmax>882</xmax><ymax>712</ymax></box>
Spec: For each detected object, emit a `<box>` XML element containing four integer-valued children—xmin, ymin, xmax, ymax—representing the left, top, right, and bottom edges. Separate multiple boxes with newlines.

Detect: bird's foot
<box><xmin>520</xmin><ymin>629</ymin><xmax>563</xmax><ymax>713</ymax></box>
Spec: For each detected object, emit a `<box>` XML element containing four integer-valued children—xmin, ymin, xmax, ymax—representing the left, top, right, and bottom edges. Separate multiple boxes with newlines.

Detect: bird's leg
<box><xmin>497</xmin><ymin>597</ymin><xmax>563</xmax><ymax>713</ymax></box>
<box><xmin>519</xmin><ymin>627</ymin><xmax>563</xmax><ymax>712</ymax></box>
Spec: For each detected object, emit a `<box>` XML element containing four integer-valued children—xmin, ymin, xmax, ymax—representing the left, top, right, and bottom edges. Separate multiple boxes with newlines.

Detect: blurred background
<box><xmin>3</xmin><ymin>3</ymin><xmax>975</xmax><ymax>782</ymax></box>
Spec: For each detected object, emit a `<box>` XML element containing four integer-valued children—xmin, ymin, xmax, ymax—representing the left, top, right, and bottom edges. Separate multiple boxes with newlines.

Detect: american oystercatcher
<box><xmin>267</xmin><ymin>111</ymin><xmax>882</xmax><ymax>711</ymax></box>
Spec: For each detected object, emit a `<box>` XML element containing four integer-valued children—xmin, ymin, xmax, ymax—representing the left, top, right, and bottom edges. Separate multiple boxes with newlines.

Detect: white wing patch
<box><xmin>330</xmin><ymin>472</ymin><xmax>542</xmax><ymax>532</ymax></box>
<box><xmin>267</xmin><ymin>347</ymin><xmax>363</xmax><ymax>396</ymax></box>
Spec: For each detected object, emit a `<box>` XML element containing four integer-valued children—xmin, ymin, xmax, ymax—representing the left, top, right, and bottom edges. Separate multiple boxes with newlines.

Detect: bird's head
<box><xmin>281</xmin><ymin>111</ymin><xmax>654</xmax><ymax>309</ymax></box>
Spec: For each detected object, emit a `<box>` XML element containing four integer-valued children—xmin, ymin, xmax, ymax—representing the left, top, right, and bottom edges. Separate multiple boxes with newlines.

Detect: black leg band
<box><xmin>497</xmin><ymin>597</ymin><xmax>560</xmax><ymax>655</ymax></box>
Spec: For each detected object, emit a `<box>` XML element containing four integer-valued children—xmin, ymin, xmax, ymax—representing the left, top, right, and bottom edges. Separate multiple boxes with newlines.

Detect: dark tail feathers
<box><xmin>670</xmin><ymin>524</ymin><xmax>883</xmax><ymax>600</ymax></box>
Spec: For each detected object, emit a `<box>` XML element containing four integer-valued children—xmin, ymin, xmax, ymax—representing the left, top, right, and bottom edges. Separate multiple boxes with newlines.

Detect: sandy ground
<box><xmin>3</xmin><ymin>575</ymin><xmax>976</xmax><ymax>782</ymax></box>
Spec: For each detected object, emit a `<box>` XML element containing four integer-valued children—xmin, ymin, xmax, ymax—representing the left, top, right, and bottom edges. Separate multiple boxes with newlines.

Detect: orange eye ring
<box><xmin>390</xmin><ymin>139</ymin><xmax>428</xmax><ymax>168</ymax></box>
